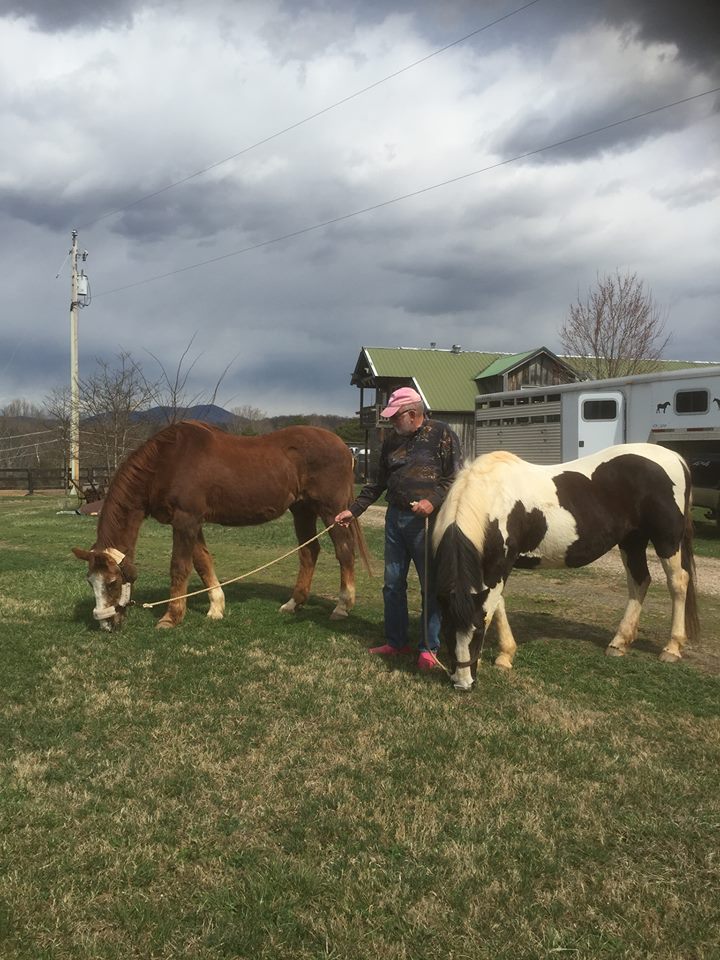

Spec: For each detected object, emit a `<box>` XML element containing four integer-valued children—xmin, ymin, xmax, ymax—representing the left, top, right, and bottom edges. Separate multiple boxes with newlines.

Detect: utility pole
<box><xmin>68</xmin><ymin>230</ymin><xmax>89</xmax><ymax>490</ymax></box>
<box><xmin>69</xmin><ymin>230</ymin><xmax>80</xmax><ymax>490</ymax></box>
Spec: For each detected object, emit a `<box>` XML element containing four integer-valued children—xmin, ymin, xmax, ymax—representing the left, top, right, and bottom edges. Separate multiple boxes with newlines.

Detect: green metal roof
<box><xmin>473</xmin><ymin>349</ymin><xmax>536</xmax><ymax>379</ymax></box>
<box><xmin>353</xmin><ymin>346</ymin><xmax>719</xmax><ymax>414</ymax></box>
<box><xmin>357</xmin><ymin>347</ymin><xmax>504</xmax><ymax>412</ymax></box>
<box><xmin>562</xmin><ymin>355</ymin><xmax>720</xmax><ymax>378</ymax></box>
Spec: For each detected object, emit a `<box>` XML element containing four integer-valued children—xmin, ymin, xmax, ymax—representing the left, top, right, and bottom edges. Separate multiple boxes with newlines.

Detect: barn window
<box><xmin>582</xmin><ymin>399</ymin><xmax>617</xmax><ymax>421</ymax></box>
<box><xmin>675</xmin><ymin>390</ymin><xmax>708</xmax><ymax>414</ymax></box>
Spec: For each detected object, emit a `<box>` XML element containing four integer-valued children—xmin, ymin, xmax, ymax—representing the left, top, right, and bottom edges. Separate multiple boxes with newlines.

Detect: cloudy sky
<box><xmin>0</xmin><ymin>0</ymin><xmax>718</xmax><ymax>416</ymax></box>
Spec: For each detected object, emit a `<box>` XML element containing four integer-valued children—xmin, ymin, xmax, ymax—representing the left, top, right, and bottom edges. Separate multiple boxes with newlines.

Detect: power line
<box><xmin>0</xmin><ymin>427</ymin><xmax>56</xmax><ymax>441</ymax></box>
<box><xmin>94</xmin><ymin>86</ymin><xmax>720</xmax><ymax>299</ymax></box>
<box><xmin>0</xmin><ymin>437</ymin><xmax>62</xmax><ymax>456</ymax></box>
<box><xmin>78</xmin><ymin>0</ymin><xmax>543</xmax><ymax>230</ymax></box>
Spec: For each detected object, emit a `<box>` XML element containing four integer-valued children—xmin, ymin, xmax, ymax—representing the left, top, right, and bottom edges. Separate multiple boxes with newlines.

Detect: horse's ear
<box><xmin>72</xmin><ymin>547</ymin><xmax>92</xmax><ymax>561</ymax></box>
<box><xmin>121</xmin><ymin>559</ymin><xmax>138</xmax><ymax>583</ymax></box>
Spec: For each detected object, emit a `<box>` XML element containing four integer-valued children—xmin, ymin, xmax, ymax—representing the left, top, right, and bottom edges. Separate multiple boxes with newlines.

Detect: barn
<box><xmin>349</xmin><ymin>344</ymin><xmax>578</xmax><ymax>475</ymax></box>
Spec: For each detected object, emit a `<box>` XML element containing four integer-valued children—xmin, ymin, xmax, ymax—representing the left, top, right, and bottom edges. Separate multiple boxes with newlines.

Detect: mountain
<box><xmin>131</xmin><ymin>404</ymin><xmax>237</xmax><ymax>425</ymax></box>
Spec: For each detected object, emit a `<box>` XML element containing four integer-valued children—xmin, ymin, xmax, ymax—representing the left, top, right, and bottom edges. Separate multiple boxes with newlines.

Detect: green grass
<box><xmin>692</xmin><ymin>506</ymin><xmax>720</xmax><ymax>559</ymax></box>
<box><xmin>1</xmin><ymin>494</ymin><xmax>719</xmax><ymax>959</ymax></box>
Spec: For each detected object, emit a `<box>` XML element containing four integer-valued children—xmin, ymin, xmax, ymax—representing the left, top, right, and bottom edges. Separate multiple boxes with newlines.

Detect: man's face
<box><xmin>392</xmin><ymin>408</ymin><xmax>417</xmax><ymax>436</ymax></box>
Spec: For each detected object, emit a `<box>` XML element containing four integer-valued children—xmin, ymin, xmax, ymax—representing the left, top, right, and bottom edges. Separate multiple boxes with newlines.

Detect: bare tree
<box><xmin>229</xmin><ymin>403</ymin><xmax>268</xmax><ymax>435</ymax></box>
<box><xmin>78</xmin><ymin>352</ymin><xmax>160</xmax><ymax>474</ymax></box>
<box><xmin>1</xmin><ymin>398</ymin><xmax>45</xmax><ymax>418</ymax></box>
<box><xmin>0</xmin><ymin>398</ymin><xmax>62</xmax><ymax>471</ymax></box>
<box><xmin>145</xmin><ymin>332</ymin><xmax>237</xmax><ymax>423</ymax></box>
<box><xmin>43</xmin><ymin>386</ymin><xmax>72</xmax><ymax>476</ymax></box>
<box><xmin>560</xmin><ymin>271</ymin><xmax>671</xmax><ymax>379</ymax></box>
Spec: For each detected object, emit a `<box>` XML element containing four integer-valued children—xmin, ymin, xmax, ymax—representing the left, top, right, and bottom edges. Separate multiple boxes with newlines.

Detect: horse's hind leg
<box><xmin>658</xmin><ymin>550</ymin><xmax>689</xmax><ymax>663</ymax></box>
<box><xmin>280</xmin><ymin>503</ymin><xmax>320</xmax><ymax>614</ymax></box>
<box><xmin>606</xmin><ymin>533</ymin><xmax>650</xmax><ymax>657</ymax></box>
<box><xmin>193</xmin><ymin>529</ymin><xmax>225</xmax><ymax>621</ymax></box>
<box><xmin>326</xmin><ymin>521</ymin><xmax>356</xmax><ymax>620</ymax></box>
<box><xmin>492</xmin><ymin>596</ymin><xmax>517</xmax><ymax>670</ymax></box>
<box><xmin>157</xmin><ymin>511</ymin><xmax>199</xmax><ymax>629</ymax></box>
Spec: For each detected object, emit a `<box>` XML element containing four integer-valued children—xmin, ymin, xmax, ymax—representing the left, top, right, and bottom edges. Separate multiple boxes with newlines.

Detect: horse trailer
<box><xmin>474</xmin><ymin>366</ymin><xmax>720</xmax><ymax>525</ymax></box>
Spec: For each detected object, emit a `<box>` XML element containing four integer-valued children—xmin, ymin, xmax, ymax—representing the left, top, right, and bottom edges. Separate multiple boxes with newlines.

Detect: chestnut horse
<box><xmin>433</xmin><ymin>443</ymin><xmax>699</xmax><ymax>690</ymax></box>
<box><xmin>72</xmin><ymin>420</ymin><xmax>370</xmax><ymax>631</ymax></box>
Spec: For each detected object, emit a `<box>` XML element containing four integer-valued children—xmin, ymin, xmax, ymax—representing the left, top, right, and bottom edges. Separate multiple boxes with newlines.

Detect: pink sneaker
<box><xmin>417</xmin><ymin>651</ymin><xmax>439</xmax><ymax>671</ymax></box>
<box><xmin>369</xmin><ymin>643</ymin><xmax>413</xmax><ymax>656</ymax></box>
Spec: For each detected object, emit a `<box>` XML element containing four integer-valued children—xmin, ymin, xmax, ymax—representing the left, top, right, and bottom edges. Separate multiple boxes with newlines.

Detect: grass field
<box><xmin>1</xmin><ymin>493</ymin><xmax>719</xmax><ymax>960</ymax></box>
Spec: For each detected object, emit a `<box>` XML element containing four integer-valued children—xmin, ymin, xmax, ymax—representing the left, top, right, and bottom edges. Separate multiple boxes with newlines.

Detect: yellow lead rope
<box><xmin>141</xmin><ymin>524</ymin><xmax>336</xmax><ymax>610</ymax></box>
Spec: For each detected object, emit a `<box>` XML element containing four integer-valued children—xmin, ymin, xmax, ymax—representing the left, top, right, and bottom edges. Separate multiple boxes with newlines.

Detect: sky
<box><xmin>0</xmin><ymin>0</ymin><xmax>718</xmax><ymax>416</ymax></box>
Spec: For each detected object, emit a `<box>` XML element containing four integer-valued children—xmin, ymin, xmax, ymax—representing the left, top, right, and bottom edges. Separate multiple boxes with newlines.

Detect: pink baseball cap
<box><xmin>380</xmin><ymin>387</ymin><xmax>424</xmax><ymax>418</ymax></box>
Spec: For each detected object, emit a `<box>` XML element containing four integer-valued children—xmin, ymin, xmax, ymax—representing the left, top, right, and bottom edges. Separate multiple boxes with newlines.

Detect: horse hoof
<box><xmin>659</xmin><ymin>650</ymin><xmax>681</xmax><ymax>664</ymax></box>
<box><xmin>156</xmin><ymin>619</ymin><xmax>175</xmax><ymax>630</ymax></box>
<box><xmin>605</xmin><ymin>645</ymin><xmax>625</xmax><ymax>657</ymax></box>
<box><xmin>330</xmin><ymin>608</ymin><xmax>349</xmax><ymax>621</ymax></box>
<box><xmin>279</xmin><ymin>600</ymin><xmax>298</xmax><ymax>614</ymax></box>
<box><xmin>493</xmin><ymin>656</ymin><xmax>513</xmax><ymax>670</ymax></box>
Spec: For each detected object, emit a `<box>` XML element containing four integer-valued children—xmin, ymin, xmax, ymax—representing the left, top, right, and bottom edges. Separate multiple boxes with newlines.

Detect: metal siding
<box><xmin>475</xmin><ymin>423</ymin><xmax>561</xmax><ymax>463</ymax></box>
<box><xmin>475</xmin><ymin>397</ymin><xmax>562</xmax><ymax>464</ymax></box>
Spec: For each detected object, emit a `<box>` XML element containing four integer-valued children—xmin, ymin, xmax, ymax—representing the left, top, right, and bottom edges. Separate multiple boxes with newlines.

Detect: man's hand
<box><xmin>410</xmin><ymin>499</ymin><xmax>434</xmax><ymax>517</ymax></box>
<box><xmin>334</xmin><ymin>509</ymin><xmax>354</xmax><ymax>527</ymax></box>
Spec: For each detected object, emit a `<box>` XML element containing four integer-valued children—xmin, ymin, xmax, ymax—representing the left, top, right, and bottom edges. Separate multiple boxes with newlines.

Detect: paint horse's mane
<box><xmin>434</xmin><ymin>450</ymin><xmax>522</xmax><ymax>548</ymax></box>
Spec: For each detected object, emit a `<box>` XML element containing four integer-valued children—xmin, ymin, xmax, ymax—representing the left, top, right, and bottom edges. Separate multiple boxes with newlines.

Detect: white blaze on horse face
<box><xmin>88</xmin><ymin>570</ymin><xmax>115</xmax><ymax>628</ymax></box>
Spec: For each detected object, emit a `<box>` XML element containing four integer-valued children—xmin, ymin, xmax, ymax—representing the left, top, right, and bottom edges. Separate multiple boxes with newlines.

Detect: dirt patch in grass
<box><xmin>590</xmin><ymin>546</ymin><xmax>720</xmax><ymax>598</ymax></box>
<box><xmin>359</xmin><ymin>507</ymin><xmax>720</xmax><ymax>675</ymax></box>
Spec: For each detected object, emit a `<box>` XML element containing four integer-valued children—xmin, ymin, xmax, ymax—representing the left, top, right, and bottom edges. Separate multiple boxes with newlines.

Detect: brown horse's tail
<box><xmin>682</xmin><ymin>495</ymin><xmax>700</xmax><ymax>643</ymax></box>
<box><xmin>350</xmin><ymin>518</ymin><xmax>374</xmax><ymax>577</ymax></box>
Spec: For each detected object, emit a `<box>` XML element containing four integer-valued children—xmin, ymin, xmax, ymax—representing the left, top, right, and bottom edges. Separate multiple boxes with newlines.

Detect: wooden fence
<box><xmin>0</xmin><ymin>467</ymin><xmax>110</xmax><ymax>497</ymax></box>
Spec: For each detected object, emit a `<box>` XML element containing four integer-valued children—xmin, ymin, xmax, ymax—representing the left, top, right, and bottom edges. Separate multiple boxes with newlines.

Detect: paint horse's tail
<box><xmin>682</xmin><ymin>501</ymin><xmax>700</xmax><ymax>643</ymax></box>
<box><xmin>433</xmin><ymin>522</ymin><xmax>484</xmax><ymax>634</ymax></box>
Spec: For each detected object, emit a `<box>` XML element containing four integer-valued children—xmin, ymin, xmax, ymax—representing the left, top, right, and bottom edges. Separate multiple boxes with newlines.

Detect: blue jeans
<box><xmin>383</xmin><ymin>505</ymin><xmax>440</xmax><ymax>652</ymax></box>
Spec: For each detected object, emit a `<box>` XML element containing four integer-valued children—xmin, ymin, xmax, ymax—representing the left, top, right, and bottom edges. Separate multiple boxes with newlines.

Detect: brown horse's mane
<box><xmin>98</xmin><ymin>422</ymin><xmax>192</xmax><ymax>545</ymax></box>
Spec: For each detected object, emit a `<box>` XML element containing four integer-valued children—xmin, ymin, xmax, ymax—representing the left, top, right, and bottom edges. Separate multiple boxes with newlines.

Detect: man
<box><xmin>335</xmin><ymin>387</ymin><xmax>462</xmax><ymax>671</ymax></box>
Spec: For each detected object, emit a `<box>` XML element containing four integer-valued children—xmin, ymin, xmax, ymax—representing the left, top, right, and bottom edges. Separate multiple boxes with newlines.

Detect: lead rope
<box><xmin>422</xmin><ymin>514</ymin><xmax>450</xmax><ymax>677</ymax></box>
<box><xmin>141</xmin><ymin>524</ymin><xmax>336</xmax><ymax>610</ymax></box>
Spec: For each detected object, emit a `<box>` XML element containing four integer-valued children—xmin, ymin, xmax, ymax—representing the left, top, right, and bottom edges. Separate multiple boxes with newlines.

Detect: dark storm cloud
<box><xmin>0</xmin><ymin>0</ymin><xmax>151</xmax><ymax>31</ymax></box>
<box><xmin>108</xmin><ymin>174</ymin><xmax>359</xmax><ymax>247</ymax></box>
<box><xmin>385</xmin><ymin>250</ymin><xmax>561</xmax><ymax>317</ymax></box>
<box><xmin>603</xmin><ymin>0</ymin><xmax>720</xmax><ymax>76</ymax></box>
<box><xmin>493</xmin><ymin>84</ymin><xmax>706</xmax><ymax>163</ymax></box>
<box><xmin>287</xmin><ymin>0</ymin><xmax>720</xmax><ymax>74</ymax></box>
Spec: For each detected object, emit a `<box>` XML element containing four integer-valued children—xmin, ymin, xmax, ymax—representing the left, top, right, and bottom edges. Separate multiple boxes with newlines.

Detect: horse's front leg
<box><xmin>157</xmin><ymin>511</ymin><xmax>200</xmax><ymax>629</ymax></box>
<box><xmin>451</xmin><ymin>584</ymin><xmax>509</xmax><ymax>688</ymax></box>
<box><xmin>193</xmin><ymin>529</ymin><xmax>225</xmax><ymax>621</ymax></box>
<box><xmin>450</xmin><ymin>624</ymin><xmax>477</xmax><ymax>691</ymax></box>
<box><xmin>326</xmin><ymin>520</ymin><xmax>356</xmax><ymax>620</ymax></box>
<box><xmin>280</xmin><ymin>504</ymin><xmax>320</xmax><ymax>615</ymax></box>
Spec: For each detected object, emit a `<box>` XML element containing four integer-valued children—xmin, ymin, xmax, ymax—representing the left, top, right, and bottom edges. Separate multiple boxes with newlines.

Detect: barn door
<box><xmin>577</xmin><ymin>390</ymin><xmax>625</xmax><ymax>456</ymax></box>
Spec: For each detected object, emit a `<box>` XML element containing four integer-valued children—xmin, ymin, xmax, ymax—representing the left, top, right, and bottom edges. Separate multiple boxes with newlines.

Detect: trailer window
<box><xmin>582</xmin><ymin>399</ymin><xmax>617</xmax><ymax>421</ymax></box>
<box><xmin>675</xmin><ymin>390</ymin><xmax>708</xmax><ymax>414</ymax></box>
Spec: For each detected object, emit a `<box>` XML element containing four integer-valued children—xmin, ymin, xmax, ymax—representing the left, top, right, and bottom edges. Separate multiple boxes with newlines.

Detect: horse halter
<box><xmin>91</xmin><ymin>548</ymin><xmax>133</xmax><ymax>622</ymax></box>
<box><xmin>453</xmin><ymin>656</ymin><xmax>480</xmax><ymax>670</ymax></box>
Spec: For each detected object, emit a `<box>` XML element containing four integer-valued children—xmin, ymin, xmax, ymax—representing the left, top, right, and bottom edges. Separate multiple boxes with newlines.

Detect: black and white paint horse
<box><xmin>433</xmin><ymin>443</ymin><xmax>699</xmax><ymax>691</ymax></box>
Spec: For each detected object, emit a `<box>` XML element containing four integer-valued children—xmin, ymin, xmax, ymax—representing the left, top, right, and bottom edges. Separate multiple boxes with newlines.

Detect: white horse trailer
<box><xmin>474</xmin><ymin>366</ymin><xmax>720</xmax><ymax>525</ymax></box>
